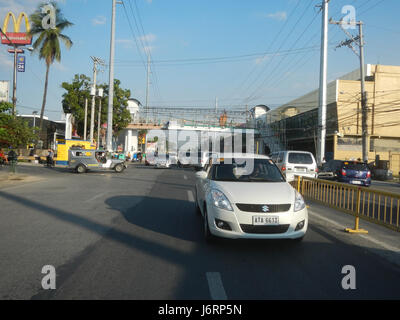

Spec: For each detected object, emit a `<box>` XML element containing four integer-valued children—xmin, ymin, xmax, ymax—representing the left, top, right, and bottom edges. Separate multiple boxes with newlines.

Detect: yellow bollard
<box><xmin>345</xmin><ymin>187</ymin><xmax>368</xmax><ymax>234</ymax></box>
<box><xmin>297</xmin><ymin>175</ymin><xmax>301</xmax><ymax>193</ymax></box>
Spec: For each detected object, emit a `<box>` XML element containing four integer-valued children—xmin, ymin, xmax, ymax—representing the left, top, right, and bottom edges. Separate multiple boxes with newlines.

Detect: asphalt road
<box><xmin>0</xmin><ymin>164</ymin><xmax>399</xmax><ymax>299</ymax></box>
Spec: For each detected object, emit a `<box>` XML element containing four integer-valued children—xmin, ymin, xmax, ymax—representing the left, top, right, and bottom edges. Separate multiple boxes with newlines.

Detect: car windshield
<box><xmin>342</xmin><ymin>162</ymin><xmax>368</xmax><ymax>171</ymax></box>
<box><xmin>211</xmin><ymin>158</ymin><xmax>285</xmax><ymax>182</ymax></box>
<box><xmin>288</xmin><ymin>152</ymin><xmax>313</xmax><ymax>164</ymax></box>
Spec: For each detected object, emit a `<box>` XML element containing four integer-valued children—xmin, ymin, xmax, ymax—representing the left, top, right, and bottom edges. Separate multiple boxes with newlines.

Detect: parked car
<box><xmin>195</xmin><ymin>153</ymin><xmax>308</xmax><ymax>242</ymax></box>
<box><xmin>270</xmin><ymin>151</ymin><xmax>318</xmax><ymax>181</ymax></box>
<box><xmin>318</xmin><ymin>160</ymin><xmax>371</xmax><ymax>186</ymax></box>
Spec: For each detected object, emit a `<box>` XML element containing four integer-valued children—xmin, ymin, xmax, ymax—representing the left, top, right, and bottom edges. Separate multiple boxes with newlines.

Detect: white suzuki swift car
<box><xmin>195</xmin><ymin>154</ymin><xmax>308</xmax><ymax>242</ymax></box>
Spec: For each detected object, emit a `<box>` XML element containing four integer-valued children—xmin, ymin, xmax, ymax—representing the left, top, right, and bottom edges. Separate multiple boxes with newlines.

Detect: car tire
<box><xmin>115</xmin><ymin>163</ymin><xmax>124</xmax><ymax>173</ymax></box>
<box><xmin>76</xmin><ymin>164</ymin><xmax>86</xmax><ymax>174</ymax></box>
<box><xmin>204</xmin><ymin>208</ymin><xmax>216</xmax><ymax>243</ymax></box>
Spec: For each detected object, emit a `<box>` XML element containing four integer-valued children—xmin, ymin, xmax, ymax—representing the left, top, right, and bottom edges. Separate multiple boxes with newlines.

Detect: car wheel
<box><xmin>76</xmin><ymin>164</ymin><xmax>86</xmax><ymax>174</ymax></box>
<box><xmin>115</xmin><ymin>163</ymin><xmax>124</xmax><ymax>173</ymax></box>
<box><xmin>203</xmin><ymin>208</ymin><xmax>216</xmax><ymax>243</ymax></box>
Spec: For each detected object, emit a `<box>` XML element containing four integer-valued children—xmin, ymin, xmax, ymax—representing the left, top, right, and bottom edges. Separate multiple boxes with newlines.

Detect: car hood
<box><xmin>211</xmin><ymin>181</ymin><xmax>295</xmax><ymax>204</ymax></box>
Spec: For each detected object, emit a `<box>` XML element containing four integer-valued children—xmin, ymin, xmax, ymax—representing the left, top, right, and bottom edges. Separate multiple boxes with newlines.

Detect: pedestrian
<box><xmin>47</xmin><ymin>148</ymin><xmax>54</xmax><ymax>168</ymax></box>
<box><xmin>0</xmin><ymin>148</ymin><xmax>8</xmax><ymax>166</ymax></box>
<box><xmin>7</xmin><ymin>147</ymin><xmax>18</xmax><ymax>173</ymax></box>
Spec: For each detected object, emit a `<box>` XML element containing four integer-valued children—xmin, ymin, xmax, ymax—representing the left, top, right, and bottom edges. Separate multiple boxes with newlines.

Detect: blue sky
<box><xmin>0</xmin><ymin>0</ymin><xmax>399</xmax><ymax>120</ymax></box>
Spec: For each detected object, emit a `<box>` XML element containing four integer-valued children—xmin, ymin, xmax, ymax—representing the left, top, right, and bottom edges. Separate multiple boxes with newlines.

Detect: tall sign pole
<box><xmin>317</xmin><ymin>0</ymin><xmax>329</xmax><ymax>165</ymax></box>
<box><xmin>106</xmin><ymin>0</ymin><xmax>117</xmax><ymax>151</ymax></box>
<box><xmin>1</xmin><ymin>12</ymin><xmax>32</xmax><ymax>116</ymax></box>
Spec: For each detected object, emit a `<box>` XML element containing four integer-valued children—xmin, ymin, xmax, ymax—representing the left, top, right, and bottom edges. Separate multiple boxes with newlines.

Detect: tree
<box><xmin>29</xmin><ymin>1</ymin><xmax>73</xmax><ymax>130</ymax></box>
<box><xmin>0</xmin><ymin>102</ymin><xmax>38</xmax><ymax>147</ymax></box>
<box><xmin>61</xmin><ymin>75</ymin><xmax>132</xmax><ymax>140</ymax></box>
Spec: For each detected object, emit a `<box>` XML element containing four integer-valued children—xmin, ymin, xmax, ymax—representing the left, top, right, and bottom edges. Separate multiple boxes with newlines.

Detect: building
<box><xmin>19</xmin><ymin>114</ymin><xmax>66</xmax><ymax>149</ymax></box>
<box><xmin>258</xmin><ymin>64</ymin><xmax>400</xmax><ymax>172</ymax></box>
<box><xmin>116</xmin><ymin>98</ymin><xmax>142</xmax><ymax>154</ymax></box>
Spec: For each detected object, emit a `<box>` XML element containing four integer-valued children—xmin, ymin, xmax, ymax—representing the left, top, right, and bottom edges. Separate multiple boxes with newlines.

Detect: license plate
<box><xmin>253</xmin><ymin>216</ymin><xmax>279</xmax><ymax>225</ymax></box>
<box><xmin>295</xmin><ymin>168</ymin><xmax>306</xmax><ymax>172</ymax></box>
<box><xmin>352</xmin><ymin>180</ymin><xmax>362</xmax><ymax>185</ymax></box>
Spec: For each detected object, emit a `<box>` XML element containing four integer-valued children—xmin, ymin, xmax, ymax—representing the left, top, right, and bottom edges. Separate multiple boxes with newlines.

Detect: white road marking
<box><xmin>206</xmin><ymin>272</ymin><xmax>227</xmax><ymax>300</ymax></box>
<box><xmin>308</xmin><ymin>211</ymin><xmax>400</xmax><ymax>253</ymax></box>
<box><xmin>183</xmin><ymin>174</ymin><xmax>188</xmax><ymax>180</ymax></box>
<box><xmin>187</xmin><ymin>190</ymin><xmax>194</xmax><ymax>202</ymax></box>
<box><xmin>85</xmin><ymin>192</ymin><xmax>107</xmax><ymax>203</ymax></box>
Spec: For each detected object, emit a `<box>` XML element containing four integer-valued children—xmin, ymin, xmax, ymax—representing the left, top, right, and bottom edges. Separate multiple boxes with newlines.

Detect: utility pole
<box><xmin>317</xmin><ymin>0</ymin><xmax>329</xmax><ymax>165</ymax></box>
<box><xmin>145</xmin><ymin>53</ymin><xmax>150</xmax><ymax>123</ymax></box>
<box><xmin>89</xmin><ymin>56</ymin><xmax>105</xmax><ymax>143</ymax></box>
<box><xmin>97</xmin><ymin>88</ymin><xmax>104</xmax><ymax>148</ymax></box>
<box><xmin>84</xmin><ymin>98</ymin><xmax>88</xmax><ymax>140</ymax></box>
<box><xmin>90</xmin><ymin>57</ymin><xmax>98</xmax><ymax>143</ymax></box>
<box><xmin>106</xmin><ymin>0</ymin><xmax>119</xmax><ymax>152</ymax></box>
<box><xmin>330</xmin><ymin>18</ymin><xmax>368</xmax><ymax>162</ymax></box>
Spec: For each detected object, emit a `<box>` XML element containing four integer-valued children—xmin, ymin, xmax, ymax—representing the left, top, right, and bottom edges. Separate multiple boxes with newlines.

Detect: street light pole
<box><xmin>106</xmin><ymin>0</ymin><xmax>118</xmax><ymax>152</ymax></box>
<box><xmin>317</xmin><ymin>0</ymin><xmax>329</xmax><ymax>165</ymax></box>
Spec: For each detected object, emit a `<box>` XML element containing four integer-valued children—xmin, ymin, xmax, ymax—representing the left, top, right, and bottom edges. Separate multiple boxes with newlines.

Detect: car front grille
<box><xmin>236</xmin><ymin>203</ymin><xmax>291</xmax><ymax>213</ymax></box>
<box><xmin>240</xmin><ymin>224</ymin><xmax>290</xmax><ymax>234</ymax></box>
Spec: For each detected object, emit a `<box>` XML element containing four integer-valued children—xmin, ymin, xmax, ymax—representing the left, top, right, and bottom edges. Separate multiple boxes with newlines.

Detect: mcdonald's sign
<box><xmin>1</xmin><ymin>12</ymin><xmax>32</xmax><ymax>45</ymax></box>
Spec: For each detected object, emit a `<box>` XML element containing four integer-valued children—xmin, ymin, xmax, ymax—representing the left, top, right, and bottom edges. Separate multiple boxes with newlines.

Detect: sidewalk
<box><xmin>0</xmin><ymin>168</ymin><xmax>43</xmax><ymax>189</ymax></box>
<box><xmin>308</xmin><ymin>200</ymin><xmax>400</xmax><ymax>268</ymax></box>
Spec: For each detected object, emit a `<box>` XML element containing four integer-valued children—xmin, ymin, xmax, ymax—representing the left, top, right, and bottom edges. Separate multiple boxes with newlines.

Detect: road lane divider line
<box><xmin>183</xmin><ymin>174</ymin><xmax>188</xmax><ymax>180</ymax></box>
<box><xmin>206</xmin><ymin>272</ymin><xmax>227</xmax><ymax>300</ymax></box>
<box><xmin>187</xmin><ymin>190</ymin><xmax>194</xmax><ymax>203</ymax></box>
<box><xmin>85</xmin><ymin>192</ymin><xmax>107</xmax><ymax>203</ymax></box>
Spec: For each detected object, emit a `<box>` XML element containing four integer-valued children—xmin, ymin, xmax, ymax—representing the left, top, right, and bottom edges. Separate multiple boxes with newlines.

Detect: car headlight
<box><xmin>294</xmin><ymin>190</ymin><xmax>306</xmax><ymax>212</ymax></box>
<box><xmin>210</xmin><ymin>189</ymin><xmax>233</xmax><ymax>211</ymax></box>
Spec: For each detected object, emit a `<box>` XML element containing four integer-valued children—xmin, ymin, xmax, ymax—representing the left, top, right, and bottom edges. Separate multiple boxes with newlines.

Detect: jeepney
<box><xmin>68</xmin><ymin>148</ymin><xmax>127</xmax><ymax>173</ymax></box>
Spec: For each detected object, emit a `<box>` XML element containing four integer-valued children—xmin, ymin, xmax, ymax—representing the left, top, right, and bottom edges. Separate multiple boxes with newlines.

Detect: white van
<box><xmin>270</xmin><ymin>151</ymin><xmax>317</xmax><ymax>181</ymax></box>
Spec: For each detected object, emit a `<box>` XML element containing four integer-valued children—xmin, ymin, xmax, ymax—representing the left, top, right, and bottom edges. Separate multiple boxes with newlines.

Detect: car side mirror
<box><xmin>195</xmin><ymin>171</ymin><xmax>207</xmax><ymax>179</ymax></box>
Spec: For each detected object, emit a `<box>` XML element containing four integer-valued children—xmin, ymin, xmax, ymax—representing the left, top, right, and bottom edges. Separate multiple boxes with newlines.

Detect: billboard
<box><xmin>1</xmin><ymin>12</ymin><xmax>32</xmax><ymax>46</ymax></box>
<box><xmin>0</xmin><ymin>81</ymin><xmax>9</xmax><ymax>102</ymax></box>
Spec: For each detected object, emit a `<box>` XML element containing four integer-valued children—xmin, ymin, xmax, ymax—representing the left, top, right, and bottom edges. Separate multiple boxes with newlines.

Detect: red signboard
<box><xmin>1</xmin><ymin>32</ymin><xmax>32</xmax><ymax>45</ymax></box>
<box><xmin>1</xmin><ymin>12</ymin><xmax>32</xmax><ymax>46</ymax></box>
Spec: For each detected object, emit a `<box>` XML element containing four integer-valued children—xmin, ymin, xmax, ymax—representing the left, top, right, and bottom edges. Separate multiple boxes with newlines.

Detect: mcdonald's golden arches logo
<box><xmin>1</xmin><ymin>12</ymin><xmax>32</xmax><ymax>46</ymax></box>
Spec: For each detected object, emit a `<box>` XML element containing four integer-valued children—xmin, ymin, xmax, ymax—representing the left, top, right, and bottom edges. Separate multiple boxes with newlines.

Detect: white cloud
<box><xmin>255</xmin><ymin>56</ymin><xmax>269</xmax><ymax>65</ymax></box>
<box><xmin>92</xmin><ymin>15</ymin><xmax>106</xmax><ymax>26</ymax></box>
<box><xmin>116</xmin><ymin>39</ymin><xmax>134</xmax><ymax>49</ymax></box>
<box><xmin>265</xmin><ymin>11</ymin><xmax>287</xmax><ymax>21</ymax></box>
<box><xmin>0</xmin><ymin>50</ymin><xmax>13</xmax><ymax>67</ymax></box>
<box><xmin>138</xmin><ymin>33</ymin><xmax>156</xmax><ymax>43</ymax></box>
<box><xmin>53</xmin><ymin>61</ymin><xmax>67</xmax><ymax>72</ymax></box>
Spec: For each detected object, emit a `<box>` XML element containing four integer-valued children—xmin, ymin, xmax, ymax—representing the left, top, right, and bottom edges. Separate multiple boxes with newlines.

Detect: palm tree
<box><xmin>29</xmin><ymin>2</ymin><xmax>73</xmax><ymax>130</ymax></box>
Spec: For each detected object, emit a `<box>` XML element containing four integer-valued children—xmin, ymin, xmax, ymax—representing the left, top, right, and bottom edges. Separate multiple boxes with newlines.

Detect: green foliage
<box><xmin>29</xmin><ymin>1</ymin><xmax>73</xmax><ymax>66</ymax></box>
<box><xmin>61</xmin><ymin>75</ymin><xmax>132</xmax><ymax>138</ymax></box>
<box><xmin>0</xmin><ymin>102</ymin><xmax>38</xmax><ymax>147</ymax></box>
